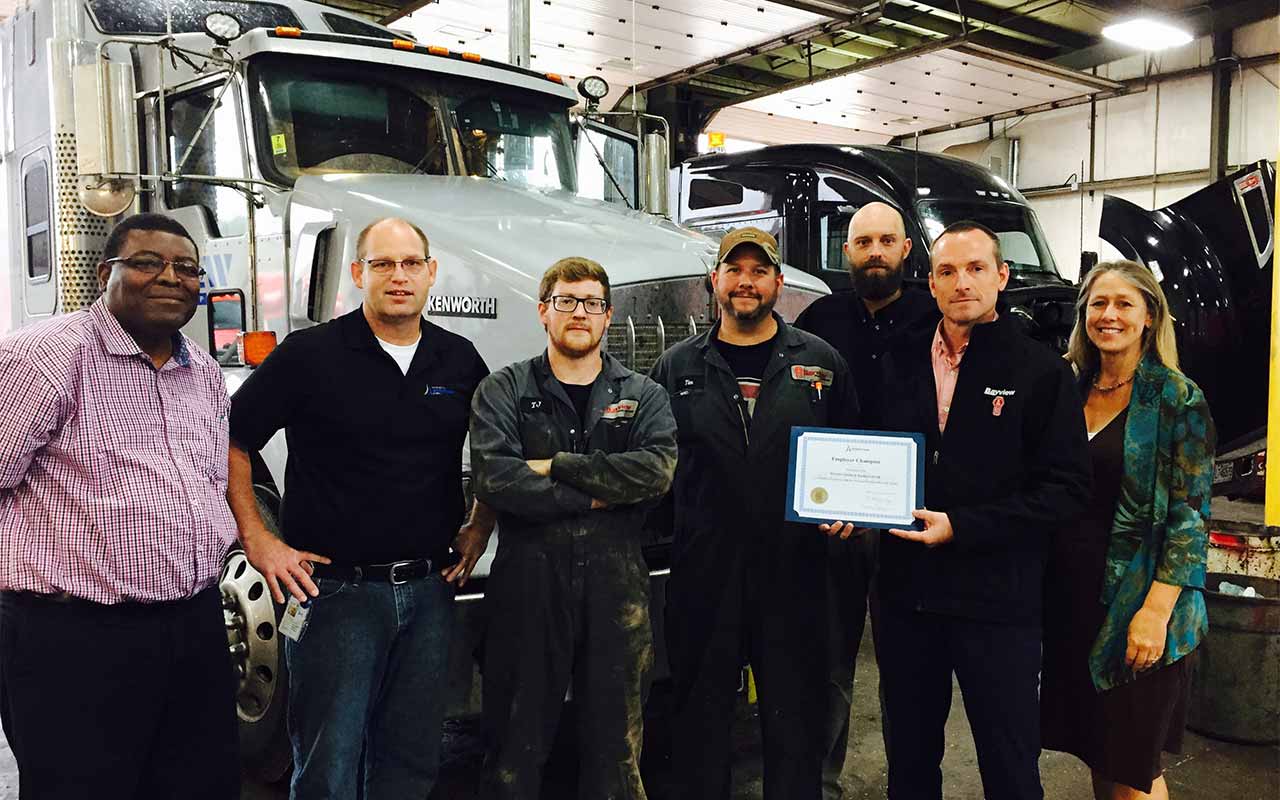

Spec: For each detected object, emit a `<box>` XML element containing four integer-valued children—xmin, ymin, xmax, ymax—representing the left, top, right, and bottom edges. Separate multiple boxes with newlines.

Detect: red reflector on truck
<box><xmin>239</xmin><ymin>331</ymin><xmax>279</xmax><ymax>367</ymax></box>
<box><xmin>1209</xmin><ymin>531</ymin><xmax>1246</xmax><ymax>549</ymax></box>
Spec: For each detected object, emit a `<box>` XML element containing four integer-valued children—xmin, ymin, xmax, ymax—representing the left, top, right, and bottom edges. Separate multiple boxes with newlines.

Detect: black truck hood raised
<box><xmin>1098</xmin><ymin>160</ymin><xmax>1275</xmax><ymax>449</ymax></box>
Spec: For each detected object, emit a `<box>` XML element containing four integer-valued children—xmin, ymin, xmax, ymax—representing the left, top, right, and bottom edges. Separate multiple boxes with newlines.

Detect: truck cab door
<box><xmin>574</xmin><ymin>119</ymin><xmax>639</xmax><ymax>210</ymax></box>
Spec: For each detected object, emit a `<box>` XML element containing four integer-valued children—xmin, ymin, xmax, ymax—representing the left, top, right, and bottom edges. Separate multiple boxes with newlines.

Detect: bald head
<box><xmin>843</xmin><ymin>201</ymin><xmax>912</xmax><ymax>303</ymax></box>
<box><xmin>356</xmin><ymin>217</ymin><xmax>430</xmax><ymax>260</ymax></box>
<box><xmin>848</xmin><ymin>202</ymin><xmax>906</xmax><ymax>242</ymax></box>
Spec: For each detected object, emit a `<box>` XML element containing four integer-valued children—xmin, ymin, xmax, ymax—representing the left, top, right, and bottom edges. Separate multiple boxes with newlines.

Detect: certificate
<box><xmin>784</xmin><ymin>427</ymin><xmax>925</xmax><ymax>529</ymax></box>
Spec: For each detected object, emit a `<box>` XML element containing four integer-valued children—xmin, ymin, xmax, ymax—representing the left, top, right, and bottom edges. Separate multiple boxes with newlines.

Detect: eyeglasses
<box><xmin>361</xmin><ymin>257</ymin><xmax>431</xmax><ymax>275</ymax></box>
<box><xmin>104</xmin><ymin>255</ymin><xmax>205</xmax><ymax>281</ymax></box>
<box><xmin>545</xmin><ymin>295</ymin><xmax>609</xmax><ymax>315</ymax></box>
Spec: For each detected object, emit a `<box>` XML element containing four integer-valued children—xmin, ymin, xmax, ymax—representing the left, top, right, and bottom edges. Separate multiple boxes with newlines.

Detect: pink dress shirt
<box><xmin>930</xmin><ymin>313</ymin><xmax>998</xmax><ymax>433</ymax></box>
<box><xmin>0</xmin><ymin>299</ymin><xmax>237</xmax><ymax>603</ymax></box>
<box><xmin>931</xmin><ymin>323</ymin><xmax>967</xmax><ymax>433</ymax></box>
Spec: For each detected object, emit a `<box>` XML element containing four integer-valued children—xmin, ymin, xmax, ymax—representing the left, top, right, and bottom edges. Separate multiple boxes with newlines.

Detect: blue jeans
<box><xmin>285</xmin><ymin>573</ymin><xmax>453</xmax><ymax>800</ymax></box>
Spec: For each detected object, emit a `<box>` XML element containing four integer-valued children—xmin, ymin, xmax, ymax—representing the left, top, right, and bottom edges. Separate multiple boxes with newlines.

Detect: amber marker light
<box><xmin>239</xmin><ymin>331</ymin><xmax>279</xmax><ymax>367</ymax></box>
<box><xmin>392</xmin><ymin>38</ymin><xmax>416</xmax><ymax>50</ymax></box>
<box><xmin>427</xmin><ymin>45</ymin><xmax>450</xmax><ymax>56</ymax></box>
<box><xmin>462</xmin><ymin>51</ymin><xmax>482</xmax><ymax>62</ymax></box>
<box><xmin>274</xmin><ymin>26</ymin><xmax>302</xmax><ymax>37</ymax></box>
<box><xmin>545</xmin><ymin>73</ymin><xmax>564</xmax><ymax>84</ymax></box>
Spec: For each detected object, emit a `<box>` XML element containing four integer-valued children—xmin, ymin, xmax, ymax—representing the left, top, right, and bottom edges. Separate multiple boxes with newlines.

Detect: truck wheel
<box><xmin>220</xmin><ymin>498</ymin><xmax>292</xmax><ymax>784</ymax></box>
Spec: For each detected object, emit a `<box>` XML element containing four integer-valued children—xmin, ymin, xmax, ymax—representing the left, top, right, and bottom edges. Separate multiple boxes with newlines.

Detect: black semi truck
<box><xmin>672</xmin><ymin>143</ymin><xmax>1079</xmax><ymax>349</ymax></box>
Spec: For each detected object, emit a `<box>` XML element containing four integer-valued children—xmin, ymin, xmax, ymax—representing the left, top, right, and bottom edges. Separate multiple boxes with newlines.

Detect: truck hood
<box><xmin>1097</xmin><ymin>161</ymin><xmax>1275</xmax><ymax>450</ymax></box>
<box><xmin>289</xmin><ymin>174</ymin><xmax>830</xmax><ymax>294</ymax></box>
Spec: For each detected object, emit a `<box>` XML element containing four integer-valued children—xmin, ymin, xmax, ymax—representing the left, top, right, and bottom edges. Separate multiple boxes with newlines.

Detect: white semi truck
<box><xmin>0</xmin><ymin>0</ymin><xmax>830</xmax><ymax>779</ymax></box>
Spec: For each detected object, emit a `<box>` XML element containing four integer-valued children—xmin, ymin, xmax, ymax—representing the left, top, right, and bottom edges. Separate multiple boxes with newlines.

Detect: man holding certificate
<box><xmin>650</xmin><ymin>227</ymin><xmax>858</xmax><ymax>800</ymax></box>
<box><xmin>867</xmin><ymin>221</ymin><xmax>1090</xmax><ymax>800</ymax></box>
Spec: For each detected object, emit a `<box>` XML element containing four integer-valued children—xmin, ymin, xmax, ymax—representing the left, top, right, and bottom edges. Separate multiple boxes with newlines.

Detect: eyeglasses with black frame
<box><xmin>360</xmin><ymin>257</ymin><xmax>432</xmax><ymax>275</ymax></box>
<box><xmin>545</xmin><ymin>295</ymin><xmax>609</xmax><ymax>315</ymax></box>
<box><xmin>103</xmin><ymin>254</ymin><xmax>206</xmax><ymax>281</ymax></box>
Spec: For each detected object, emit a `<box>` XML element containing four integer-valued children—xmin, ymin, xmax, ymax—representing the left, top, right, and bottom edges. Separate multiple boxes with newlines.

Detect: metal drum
<box><xmin>1187</xmin><ymin>574</ymin><xmax>1280</xmax><ymax>744</ymax></box>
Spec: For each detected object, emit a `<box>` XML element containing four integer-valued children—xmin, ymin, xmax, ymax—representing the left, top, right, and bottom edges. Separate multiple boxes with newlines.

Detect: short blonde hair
<box><xmin>539</xmin><ymin>257</ymin><xmax>611</xmax><ymax>306</ymax></box>
<box><xmin>1066</xmin><ymin>260</ymin><xmax>1179</xmax><ymax>375</ymax></box>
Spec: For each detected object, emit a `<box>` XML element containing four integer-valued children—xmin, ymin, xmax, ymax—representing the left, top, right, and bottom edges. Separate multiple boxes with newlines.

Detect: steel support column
<box><xmin>1208</xmin><ymin>30</ymin><xmax>1234</xmax><ymax>181</ymax></box>
<box><xmin>509</xmin><ymin>0</ymin><xmax>530</xmax><ymax>69</ymax></box>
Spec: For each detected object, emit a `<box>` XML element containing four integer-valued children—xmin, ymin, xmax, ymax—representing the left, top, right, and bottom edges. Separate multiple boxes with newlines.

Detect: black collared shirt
<box><xmin>229</xmin><ymin>308</ymin><xmax>489</xmax><ymax>565</ymax></box>
<box><xmin>795</xmin><ymin>286</ymin><xmax>939</xmax><ymax>428</ymax></box>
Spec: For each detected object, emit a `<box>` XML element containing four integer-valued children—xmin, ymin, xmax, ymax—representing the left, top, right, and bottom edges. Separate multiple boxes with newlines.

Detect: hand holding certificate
<box><xmin>785</xmin><ymin>428</ymin><xmax>925</xmax><ymax>530</ymax></box>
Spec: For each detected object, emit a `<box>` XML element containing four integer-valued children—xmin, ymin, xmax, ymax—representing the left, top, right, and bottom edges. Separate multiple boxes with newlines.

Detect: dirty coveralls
<box><xmin>470</xmin><ymin>350</ymin><xmax>678</xmax><ymax>799</ymax></box>
<box><xmin>649</xmin><ymin>315</ymin><xmax>859</xmax><ymax>800</ymax></box>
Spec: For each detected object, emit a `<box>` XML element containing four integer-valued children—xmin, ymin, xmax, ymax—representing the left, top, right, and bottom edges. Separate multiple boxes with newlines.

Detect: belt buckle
<box><xmin>388</xmin><ymin>560</ymin><xmax>414</xmax><ymax>585</ymax></box>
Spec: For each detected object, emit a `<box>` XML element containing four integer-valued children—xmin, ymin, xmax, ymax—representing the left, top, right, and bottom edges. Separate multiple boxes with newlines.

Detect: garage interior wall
<box><xmin>908</xmin><ymin>16</ymin><xmax>1278</xmax><ymax>282</ymax></box>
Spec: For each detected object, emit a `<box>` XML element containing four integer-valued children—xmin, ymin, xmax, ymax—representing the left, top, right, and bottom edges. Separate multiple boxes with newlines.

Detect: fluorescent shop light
<box><xmin>1102</xmin><ymin>18</ymin><xmax>1194</xmax><ymax>51</ymax></box>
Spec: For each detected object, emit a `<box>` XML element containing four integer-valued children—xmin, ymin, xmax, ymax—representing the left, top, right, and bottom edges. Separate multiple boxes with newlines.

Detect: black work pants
<box><xmin>821</xmin><ymin>529</ymin><xmax>881</xmax><ymax>800</ymax></box>
<box><xmin>666</xmin><ymin>546</ymin><xmax>827</xmax><ymax>800</ymax></box>
<box><xmin>0</xmin><ymin>586</ymin><xmax>239</xmax><ymax>800</ymax></box>
<box><xmin>878</xmin><ymin>604</ymin><xmax>1043</xmax><ymax>800</ymax></box>
<box><xmin>480</xmin><ymin>536</ymin><xmax>654</xmax><ymax>800</ymax></box>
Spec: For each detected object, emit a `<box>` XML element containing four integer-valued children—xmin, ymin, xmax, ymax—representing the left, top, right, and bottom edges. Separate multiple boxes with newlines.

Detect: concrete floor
<box><xmin>1</xmin><ymin>624</ymin><xmax>1276</xmax><ymax>799</ymax></box>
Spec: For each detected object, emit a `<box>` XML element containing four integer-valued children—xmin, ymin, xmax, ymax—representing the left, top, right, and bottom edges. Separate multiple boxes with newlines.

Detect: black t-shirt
<box><xmin>795</xmin><ymin>287</ymin><xmax>939</xmax><ymax>428</ymax></box>
<box><xmin>229</xmin><ymin>309</ymin><xmax>489</xmax><ymax>565</ymax></box>
<box><xmin>558</xmin><ymin>380</ymin><xmax>593</xmax><ymax>425</ymax></box>
<box><xmin>714</xmin><ymin>334</ymin><xmax>776</xmax><ymax>418</ymax></box>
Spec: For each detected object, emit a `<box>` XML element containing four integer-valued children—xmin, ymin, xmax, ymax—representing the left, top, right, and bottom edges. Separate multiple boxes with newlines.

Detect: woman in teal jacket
<box><xmin>1042</xmin><ymin>260</ymin><xmax>1214</xmax><ymax>800</ymax></box>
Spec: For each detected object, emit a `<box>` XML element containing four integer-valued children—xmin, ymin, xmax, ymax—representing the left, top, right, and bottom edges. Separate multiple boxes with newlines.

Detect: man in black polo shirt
<box><xmin>795</xmin><ymin>202</ymin><xmax>937</xmax><ymax>798</ymax></box>
<box><xmin>227</xmin><ymin>217</ymin><xmax>491</xmax><ymax>799</ymax></box>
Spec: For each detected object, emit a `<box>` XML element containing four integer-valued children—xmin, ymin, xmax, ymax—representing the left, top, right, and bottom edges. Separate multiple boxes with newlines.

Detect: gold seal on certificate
<box><xmin>785</xmin><ymin>427</ymin><xmax>926</xmax><ymax>529</ymax></box>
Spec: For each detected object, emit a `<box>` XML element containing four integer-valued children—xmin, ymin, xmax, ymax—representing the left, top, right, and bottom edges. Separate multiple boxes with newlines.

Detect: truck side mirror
<box><xmin>72</xmin><ymin>57</ymin><xmax>139</xmax><ymax>216</ymax></box>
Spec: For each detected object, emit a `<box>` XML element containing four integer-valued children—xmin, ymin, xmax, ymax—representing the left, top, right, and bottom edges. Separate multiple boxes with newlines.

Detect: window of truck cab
<box><xmin>248</xmin><ymin>55</ymin><xmax>576</xmax><ymax>193</ymax></box>
<box><xmin>248</xmin><ymin>54</ymin><xmax>451</xmax><ymax>186</ymax></box>
<box><xmin>165</xmin><ymin>80</ymin><xmax>250</xmax><ymax>236</ymax></box>
<box><xmin>86</xmin><ymin>0</ymin><xmax>301</xmax><ymax>34</ymax></box>
<box><xmin>444</xmin><ymin>76</ymin><xmax>577</xmax><ymax>192</ymax></box>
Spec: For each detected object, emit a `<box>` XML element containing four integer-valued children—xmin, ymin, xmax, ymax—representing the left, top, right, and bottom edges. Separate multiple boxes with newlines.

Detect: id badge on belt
<box><xmin>279</xmin><ymin>596</ymin><xmax>312</xmax><ymax>642</ymax></box>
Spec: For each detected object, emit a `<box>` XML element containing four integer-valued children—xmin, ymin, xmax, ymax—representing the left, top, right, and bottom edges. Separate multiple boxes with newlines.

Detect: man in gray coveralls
<box><xmin>470</xmin><ymin>256</ymin><xmax>678</xmax><ymax>799</ymax></box>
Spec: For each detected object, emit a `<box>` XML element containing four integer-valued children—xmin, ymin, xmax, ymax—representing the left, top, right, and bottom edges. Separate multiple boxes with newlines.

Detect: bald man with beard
<box><xmin>795</xmin><ymin>202</ymin><xmax>939</xmax><ymax>798</ymax></box>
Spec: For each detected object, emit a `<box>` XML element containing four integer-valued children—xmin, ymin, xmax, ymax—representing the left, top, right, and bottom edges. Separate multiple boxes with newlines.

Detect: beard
<box><xmin>850</xmin><ymin>258</ymin><xmax>904</xmax><ymax>301</ymax></box>
<box><xmin>719</xmin><ymin>290</ymin><xmax>777</xmax><ymax>323</ymax></box>
<box><xmin>549</xmin><ymin>325</ymin><xmax>603</xmax><ymax>358</ymax></box>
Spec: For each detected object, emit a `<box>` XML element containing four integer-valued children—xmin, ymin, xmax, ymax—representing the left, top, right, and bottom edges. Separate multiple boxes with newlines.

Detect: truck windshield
<box><xmin>916</xmin><ymin>199</ymin><xmax>1061</xmax><ymax>278</ymax></box>
<box><xmin>443</xmin><ymin>82</ymin><xmax>576</xmax><ymax>192</ymax></box>
<box><xmin>249</xmin><ymin>54</ymin><xmax>575</xmax><ymax>191</ymax></box>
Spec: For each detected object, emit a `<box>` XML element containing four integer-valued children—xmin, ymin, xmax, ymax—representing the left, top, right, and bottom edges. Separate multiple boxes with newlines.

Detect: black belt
<box><xmin>1</xmin><ymin>587</ymin><xmax>217</xmax><ymax>615</ymax></box>
<box><xmin>311</xmin><ymin>558</ymin><xmax>439</xmax><ymax>585</ymax></box>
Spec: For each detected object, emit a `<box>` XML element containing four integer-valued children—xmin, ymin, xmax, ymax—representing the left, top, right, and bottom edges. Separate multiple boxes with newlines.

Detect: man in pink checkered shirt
<box><xmin>0</xmin><ymin>214</ymin><xmax>239</xmax><ymax>799</ymax></box>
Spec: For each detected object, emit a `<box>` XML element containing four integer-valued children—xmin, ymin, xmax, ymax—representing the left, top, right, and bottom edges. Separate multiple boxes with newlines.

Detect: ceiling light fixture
<box><xmin>1102</xmin><ymin>17</ymin><xmax>1193</xmax><ymax>51</ymax></box>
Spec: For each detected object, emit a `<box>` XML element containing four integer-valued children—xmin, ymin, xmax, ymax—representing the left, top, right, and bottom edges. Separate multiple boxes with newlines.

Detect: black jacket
<box><xmin>470</xmin><ymin>351</ymin><xmax>677</xmax><ymax>541</ymax></box>
<box><xmin>649</xmin><ymin>314</ymin><xmax>859</xmax><ymax>560</ymax></box>
<box><xmin>795</xmin><ymin>286</ymin><xmax>939</xmax><ymax>428</ymax></box>
<box><xmin>878</xmin><ymin>314</ymin><xmax>1090</xmax><ymax>624</ymax></box>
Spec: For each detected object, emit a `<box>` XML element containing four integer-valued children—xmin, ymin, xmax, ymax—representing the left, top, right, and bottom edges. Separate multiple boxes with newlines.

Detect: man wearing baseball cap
<box><xmin>651</xmin><ymin>227</ymin><xmax>859</xmax><ymax>799</ymax></box>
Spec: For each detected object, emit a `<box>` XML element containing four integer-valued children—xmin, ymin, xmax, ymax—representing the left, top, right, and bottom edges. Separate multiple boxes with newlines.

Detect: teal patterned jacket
<box><xmin>1088</xmin><ymin>353</ymin><xmax>1215</xmax><ymax>692</ymax></box>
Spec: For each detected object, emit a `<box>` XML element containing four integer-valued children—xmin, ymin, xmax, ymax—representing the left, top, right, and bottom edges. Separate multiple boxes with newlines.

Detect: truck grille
<box><xmin>606</xmin><ymin>319</ymin><xmax>713</xmax><ymax>374</ymax></box>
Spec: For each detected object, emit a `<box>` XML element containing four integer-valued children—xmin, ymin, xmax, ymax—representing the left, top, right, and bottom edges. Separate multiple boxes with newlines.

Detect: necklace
<box><xmin>1092</xmin><ymin>373</ymin><xmax>1135</xmax><ymax>392</ymax></box>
